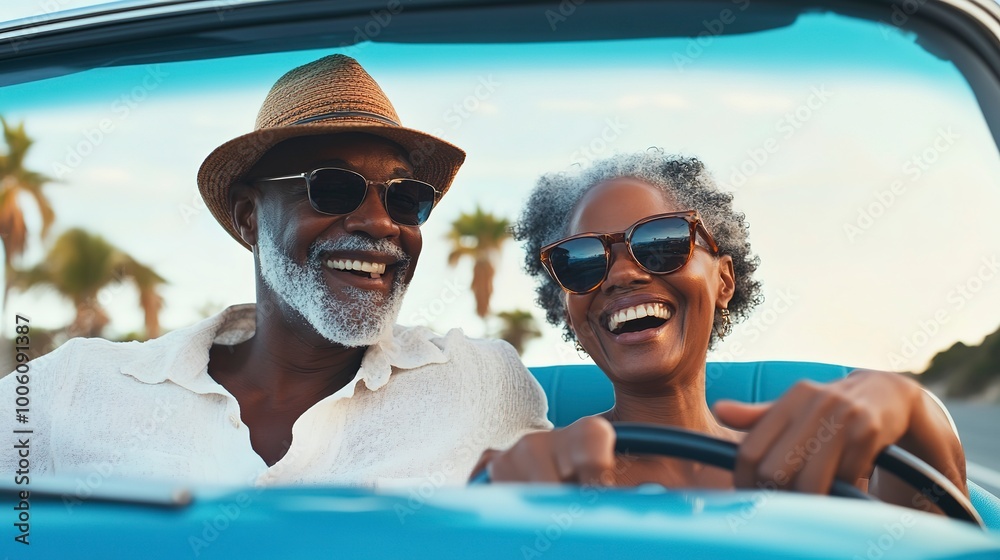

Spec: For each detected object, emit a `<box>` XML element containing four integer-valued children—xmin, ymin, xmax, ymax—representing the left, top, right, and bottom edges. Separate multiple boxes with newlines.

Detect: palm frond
<box><xmin>0</xmin><ymin>117</ymin><xmax>57</xmax><ymax>266</ymax></box>
<box><xmin>9</xmin><ymin>228</ymin><xmax>167</xmax><ymax>338</ymax></box>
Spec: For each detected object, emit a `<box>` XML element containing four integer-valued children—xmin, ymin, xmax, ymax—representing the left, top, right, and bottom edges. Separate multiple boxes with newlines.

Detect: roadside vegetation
<box><xmin>919</xmin><ymin>324</ymin><xmax>1000</xmax><ymax>399</ymax></box>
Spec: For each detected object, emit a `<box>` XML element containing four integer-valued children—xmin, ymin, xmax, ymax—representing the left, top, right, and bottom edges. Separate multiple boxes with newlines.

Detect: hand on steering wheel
<box><xmin>471</xmin><ymin>422</ymin><xmax>984</xmax><ymax>528</ymax></box>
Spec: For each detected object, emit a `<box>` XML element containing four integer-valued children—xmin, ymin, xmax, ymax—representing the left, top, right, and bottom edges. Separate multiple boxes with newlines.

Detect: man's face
<box><xmin>239</xmin><ymin>133</ymin><xmax>424</xmax><ymax>346</ymax></box>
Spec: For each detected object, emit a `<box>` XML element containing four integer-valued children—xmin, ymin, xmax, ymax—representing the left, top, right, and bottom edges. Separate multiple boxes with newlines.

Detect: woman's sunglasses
<box><xmin>540</xmin><ymin>211</ymin><xmax>720</xmax><ymax>294</ymax></box>
<box><xmin>253</xmin><ymin>167</ymin><xmax>440</xmax><ymax>226</ymax></box>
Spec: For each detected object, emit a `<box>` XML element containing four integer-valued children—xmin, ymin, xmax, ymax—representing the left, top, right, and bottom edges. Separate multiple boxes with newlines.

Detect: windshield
<box><xmin>1</xmin><ymin>9</ymin><xmax>997</xmax><ymax>378</ymax></box>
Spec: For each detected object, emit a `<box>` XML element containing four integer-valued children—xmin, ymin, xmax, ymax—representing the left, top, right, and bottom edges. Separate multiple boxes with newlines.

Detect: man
<box><xmin>0</xmin><ymin>55</ymin><xmax>550</xmax><ymax>487</ymax></box>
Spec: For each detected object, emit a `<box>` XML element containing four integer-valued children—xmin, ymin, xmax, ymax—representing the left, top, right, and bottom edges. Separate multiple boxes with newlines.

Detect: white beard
<box><xmin>256</xmin><ymin>220</ymin><xmax>410</xmax><ymax>347</ymax></box>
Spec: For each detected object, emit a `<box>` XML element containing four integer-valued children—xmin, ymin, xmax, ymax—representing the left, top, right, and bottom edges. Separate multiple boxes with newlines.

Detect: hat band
<box><xmin>290</xmin><ymin>110</ymin><xmax>400</xmax><ymax>127</ymax></box>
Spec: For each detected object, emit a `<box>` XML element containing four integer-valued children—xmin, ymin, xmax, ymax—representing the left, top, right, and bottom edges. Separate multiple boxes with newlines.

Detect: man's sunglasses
<box><xmin>540</xmin><ymin>211</ymin><xmax>720</xmax><ymax>295</ymax></box>
<box><xmin>253</xmin><ymin>167</ymin><xmax>440</xmax><ymax>226</ymax></box>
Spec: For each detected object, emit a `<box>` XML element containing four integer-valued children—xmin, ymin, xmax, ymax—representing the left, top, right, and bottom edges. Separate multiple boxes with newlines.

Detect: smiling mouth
<box><xmin>325</xmin><ymin>258</ymin><xmax>388</xmax><ymax>279</ymax></box>
<box><xmin>607</xmin><ymin>302</ymin><xmax>673</xmax><ymax>335</ymax></box>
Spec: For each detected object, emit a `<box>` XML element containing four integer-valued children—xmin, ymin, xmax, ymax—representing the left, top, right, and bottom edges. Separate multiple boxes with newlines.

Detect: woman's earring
<box><xmin>716</xmin><ymin>308</ymin><xmax>732</xmax><ymax>340</ymax></box>
<box><xmin>575</xmin><ymin>340</ymin><xmax>590</xmax><ymax>359</ymax></box>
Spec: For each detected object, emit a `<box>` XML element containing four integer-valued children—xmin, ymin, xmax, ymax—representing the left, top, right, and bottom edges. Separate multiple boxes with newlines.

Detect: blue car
<box><xmin>6</xmin><ymin>362</ymin><xmax>1000</xmax><ymax>558</ymax></box>
<box><xmin>2</xmin><ymin>1</ymin><xmax>1000</xmax><ymax>558</ymax></box>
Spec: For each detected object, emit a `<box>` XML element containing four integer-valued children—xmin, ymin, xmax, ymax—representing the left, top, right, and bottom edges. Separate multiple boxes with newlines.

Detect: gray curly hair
<box><xmin>512</xmin><ymin>149</ymin><xmax>763</xmax><ymax>348</ymax></box>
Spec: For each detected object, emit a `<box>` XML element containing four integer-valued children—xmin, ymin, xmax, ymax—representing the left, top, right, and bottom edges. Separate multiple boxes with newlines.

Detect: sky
<box><xmin>1</xmin><ymin>11</ymin><xmax>999</xmax><ymax>373</ymax></box>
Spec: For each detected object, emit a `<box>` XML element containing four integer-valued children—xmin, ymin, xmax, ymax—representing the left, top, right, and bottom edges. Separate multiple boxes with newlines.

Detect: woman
<box><xmin>477</xmin><ymin>150</ymin><xmax>966</xmax><ymax>511</ymax></box>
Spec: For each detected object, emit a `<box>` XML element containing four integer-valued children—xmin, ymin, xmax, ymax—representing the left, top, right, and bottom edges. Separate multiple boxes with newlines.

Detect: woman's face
<box><xmin>564</xmin><ymin>177</ymin><xmax>735</xmax><ymax>386</ymax></box>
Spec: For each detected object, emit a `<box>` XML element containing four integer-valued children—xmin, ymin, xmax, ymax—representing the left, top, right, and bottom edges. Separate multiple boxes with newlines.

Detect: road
<box><xmin>943</xmin><ymin>400</ymin><xmax>1000</xmax><ymax>497</ymax></box>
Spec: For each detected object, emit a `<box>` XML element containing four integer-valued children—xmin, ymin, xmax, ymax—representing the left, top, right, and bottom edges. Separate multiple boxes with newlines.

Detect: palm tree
<box><xmin>447</xmin><ymin>207</ymin><xmax>511</xmax><ymax>318</ymax></box>
<box><xmin>0</xmin><ymin>117</ymin><xmax>56</xmax><ymax>310</ymax></box>
<box><xmin>8</xmin><ymin>228</ymin><xmax>166</xmax><ymax>339</ymax></box>
<box><xmin>496</xmin><ymin>309</ymin><xmax>542</xmax><ymax>356</ymax></box>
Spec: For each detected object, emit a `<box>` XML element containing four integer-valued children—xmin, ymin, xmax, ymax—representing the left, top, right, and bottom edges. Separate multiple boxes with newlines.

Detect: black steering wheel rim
<box><xmin>472</xmin><ymin>422</ymin><xmax>984</xmax><ymax>529</ymax></box>
<box><xmin>611</xmin><ymin>422</ymin><xmax>984</xmax><ymax>528</ymax></box>
<box><xmin>610</xmin><ymin>423</ymin><xmax>870</xmax><ymax>500</ymax></box>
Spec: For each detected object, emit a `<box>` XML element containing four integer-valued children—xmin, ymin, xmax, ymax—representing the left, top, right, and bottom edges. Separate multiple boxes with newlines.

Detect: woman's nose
<box><xmin>601</xmin><ymin>243</ymin><xmax>652</xmax><ymax>293</ymax></box>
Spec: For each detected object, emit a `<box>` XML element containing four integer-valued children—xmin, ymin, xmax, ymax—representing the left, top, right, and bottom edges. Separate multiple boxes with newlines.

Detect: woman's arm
<box><xmin>869</xmin><ymin>382</ymin><xmax>967</xmax><ymax>512</ymax></box>
<box><xmin>714</xmin><ymin>369</ymin><xmax>968</xmax><ymax>514</ymax></box>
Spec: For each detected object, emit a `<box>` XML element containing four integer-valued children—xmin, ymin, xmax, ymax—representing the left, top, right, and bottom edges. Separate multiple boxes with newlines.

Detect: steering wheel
<box><xmin>473</xmin><ymin>422</ymin><xmax>985</xmax><ymax>529</ymax></box>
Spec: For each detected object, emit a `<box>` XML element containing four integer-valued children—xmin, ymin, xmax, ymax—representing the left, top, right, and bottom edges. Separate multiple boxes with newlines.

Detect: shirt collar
<box><xmin>119</xmin><ymin>304</ymin><xmax>449</xmax><ymax>395</ymax></box>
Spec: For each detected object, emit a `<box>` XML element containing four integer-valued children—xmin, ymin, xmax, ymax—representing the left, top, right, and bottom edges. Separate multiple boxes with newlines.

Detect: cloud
<box><xmin>535</xmin><ymin>98</ymin><xmax>601</xmax><ymax>112</ymax></box>
<box><xmin>80</xmin><ymin>165</ymin><xmax>131</xmax><ymax>186</ymax></box>
<box><xmin>719</xmin><ymin>92</ymin><xmax>795</xmax><ymax>112</ymax></box>
<box><xmin>616</xmin><ymin>93</ymin><xmax>689</xmax><ymax>110</ymax></box>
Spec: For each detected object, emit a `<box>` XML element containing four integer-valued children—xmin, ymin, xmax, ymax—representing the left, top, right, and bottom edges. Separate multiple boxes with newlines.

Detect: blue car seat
<box><xmin>528</xmin><ymin>361</ymin><xmax>1000</xmax><ymax>531</ymax></box>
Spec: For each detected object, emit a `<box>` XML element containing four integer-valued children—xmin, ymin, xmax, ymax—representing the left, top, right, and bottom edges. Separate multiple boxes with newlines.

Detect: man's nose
<box><xmin>342</xmin><ymin>185</ymin><xmax>401</xmax><ymax>239</ymax></box>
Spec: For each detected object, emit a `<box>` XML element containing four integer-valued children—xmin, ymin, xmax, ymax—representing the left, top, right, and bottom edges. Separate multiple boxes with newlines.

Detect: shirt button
<box><xmin>229</xmin><ymin>415</ymin><xmax>239</xmax><ymax>428</ymax></box>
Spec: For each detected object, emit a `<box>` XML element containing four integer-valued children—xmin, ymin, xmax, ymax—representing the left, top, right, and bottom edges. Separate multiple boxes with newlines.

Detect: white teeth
<box><xmin>326</xmin><ymin>258</ymin><xmax>387</xmax><ymax>276</ymax></box>
<box><xmin>606</xmin><ymin>303</ymin><xmax>673</xmax><ymax>333</ymax></box>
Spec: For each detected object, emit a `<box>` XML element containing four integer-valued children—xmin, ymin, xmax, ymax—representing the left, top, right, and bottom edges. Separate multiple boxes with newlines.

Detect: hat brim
<box><xmin>197</xmin><ymin>119</ymin><xmax>466</xmax><ymax>250</ymax></box>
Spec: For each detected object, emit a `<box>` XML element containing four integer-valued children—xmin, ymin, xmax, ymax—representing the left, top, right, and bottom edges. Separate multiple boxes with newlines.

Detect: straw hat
<box><xmin>197</xmin><ymin>54</ymin><xmax>466</xmax><ymax>250</ymax></box>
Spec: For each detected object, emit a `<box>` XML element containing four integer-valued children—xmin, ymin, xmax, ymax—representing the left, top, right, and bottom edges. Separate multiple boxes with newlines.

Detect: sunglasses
<box><xmin>540</xmin><ymin>211</ymin><xmax>720</xmax><ymax>294</ymax></box>
<box><xmin>253</xmin><ymin>167</ymin><xmax>440</xmax><ymax>226</ymax></box>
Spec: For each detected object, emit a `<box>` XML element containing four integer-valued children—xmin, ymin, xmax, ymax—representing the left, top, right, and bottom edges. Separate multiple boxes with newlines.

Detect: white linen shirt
<box><xmin>0</xmin><ymin>304</ymin><xmax>551</xmax><ymax>488</ymax></box>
